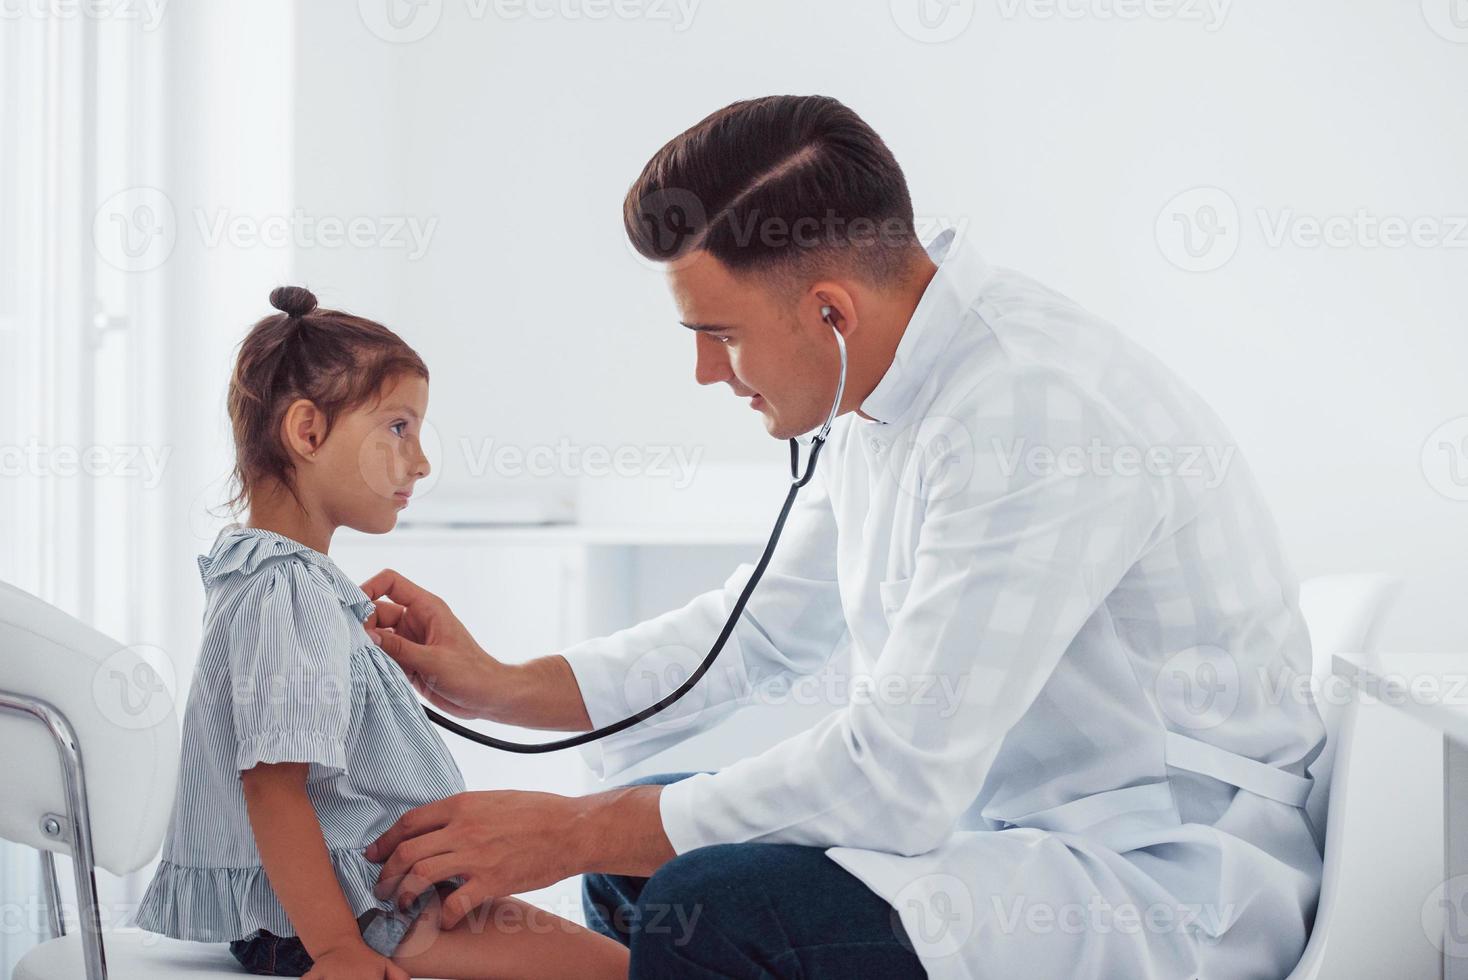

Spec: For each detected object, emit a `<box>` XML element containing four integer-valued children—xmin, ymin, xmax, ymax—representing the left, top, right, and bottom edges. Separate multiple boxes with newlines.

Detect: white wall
<box><xmin>292</xmin><ymin>0</ymin><xmax>1468</xmax><ymax>657</ymax></box>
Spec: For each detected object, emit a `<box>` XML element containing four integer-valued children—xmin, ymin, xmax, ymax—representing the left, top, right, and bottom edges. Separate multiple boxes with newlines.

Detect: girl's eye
<box><xmin>390</xmin><ymin>421</ymin><xmax>408</xmax><ymax>437</ymax></box>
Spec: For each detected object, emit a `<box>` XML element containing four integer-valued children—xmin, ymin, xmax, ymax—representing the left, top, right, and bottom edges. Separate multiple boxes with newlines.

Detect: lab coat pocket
<box><xmin>878</xmin><ymin>575</ymin><xmax>914</xmax><ymax>625</ymax></box>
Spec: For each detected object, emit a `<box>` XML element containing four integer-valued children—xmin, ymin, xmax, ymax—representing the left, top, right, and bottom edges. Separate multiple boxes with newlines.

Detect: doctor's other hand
<box><xmin>360</xmin><ymin>568</ymin><xmax>504</xmax><ymax>720</ymax></box>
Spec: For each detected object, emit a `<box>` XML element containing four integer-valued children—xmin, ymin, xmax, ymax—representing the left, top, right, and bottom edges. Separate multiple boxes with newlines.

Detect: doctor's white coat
<box><xmin>562</xmin><ymin>228</ymin><xmax>1326</xmax><ymax>980</ymax></box>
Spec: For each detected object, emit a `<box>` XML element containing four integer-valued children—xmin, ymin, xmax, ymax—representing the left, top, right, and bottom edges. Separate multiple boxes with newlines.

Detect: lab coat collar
<box><xmin>858</xmin><ymin>226</ymin><xmax>995</xmax><ymax>426</ymax></box>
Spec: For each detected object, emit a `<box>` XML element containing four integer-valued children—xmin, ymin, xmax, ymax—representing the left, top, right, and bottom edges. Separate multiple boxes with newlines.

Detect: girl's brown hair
<box><xmin>222</xmin><ymin>286</ymin><xmax>428</xmax><ymax>516</ymax></box>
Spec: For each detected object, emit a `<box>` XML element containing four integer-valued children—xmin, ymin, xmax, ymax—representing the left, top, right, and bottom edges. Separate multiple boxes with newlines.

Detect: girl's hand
<box><xmin>302</xmin><ymin>942</ymin><xmax>408</xmax><ymax>980</ymax></box>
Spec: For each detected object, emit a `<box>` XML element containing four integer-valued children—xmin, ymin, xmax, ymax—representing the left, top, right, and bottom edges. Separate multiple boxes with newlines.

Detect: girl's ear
<box><xmin>280</xmin><ymin>398</ymin><xmax>326</xmax><ymax>460</ymax></box>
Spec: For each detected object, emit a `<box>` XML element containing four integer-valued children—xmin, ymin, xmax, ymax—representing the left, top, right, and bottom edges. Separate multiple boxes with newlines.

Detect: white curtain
<box><xmin>0</xmin><ymin>8</ymin><xmax>169</xmax><ymax>972</ymax></box>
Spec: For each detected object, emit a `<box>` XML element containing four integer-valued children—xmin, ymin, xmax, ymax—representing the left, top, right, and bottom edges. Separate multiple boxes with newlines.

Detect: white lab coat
<box><xmin>562</xmin><ymin>228</ymin><xmax>1325</xmax><ymax>980</ymax></box>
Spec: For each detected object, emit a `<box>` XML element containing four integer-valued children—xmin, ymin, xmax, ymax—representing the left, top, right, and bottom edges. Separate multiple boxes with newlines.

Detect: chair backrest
<box><xmin>1285</xmin><ymin>573</ymin><xmax>1401</xmax><ymax>980</ymax></box>
<box><xmin>1296</xmin><ymin>573</ymin><xmax>1401</xmax><ymax>838</ymax></box>
<box><xmin>0</xmin><ymin>578</ymin><xmax>179</xmax><ymax>875</ymax></box>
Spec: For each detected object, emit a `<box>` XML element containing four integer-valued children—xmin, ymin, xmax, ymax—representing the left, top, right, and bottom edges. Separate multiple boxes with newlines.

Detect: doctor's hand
<box><xmin>360</xmin><ymin>568</ymin><xmax>506</xmax><ymax>720</ymax></box>
<box><xmin>367</xmin><ymin>784</ymin><xmax>675</xmax><ymax>929</ymax></box>
<box><xmin>367</xmin><ymin>790</ymin><xmax>589</xmax><ymax>928</ymax></box>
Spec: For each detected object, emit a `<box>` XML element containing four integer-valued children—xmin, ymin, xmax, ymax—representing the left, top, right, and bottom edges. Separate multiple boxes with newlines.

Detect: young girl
<box><xmin>134</xmin><ymin>287</ymin><xmax>629</xmax><ymax>979</ymax></box>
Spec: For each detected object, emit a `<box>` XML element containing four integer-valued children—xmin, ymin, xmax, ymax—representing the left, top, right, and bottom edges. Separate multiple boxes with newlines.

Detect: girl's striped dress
<box><xmin>134</xmin><ymin>524</ymin><xmax>465</xmax><ymax>942</ymax></box>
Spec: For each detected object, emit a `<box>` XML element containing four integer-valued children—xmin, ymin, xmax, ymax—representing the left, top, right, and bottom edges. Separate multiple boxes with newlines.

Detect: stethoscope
<box><xmin>423</xmin><ymin>306</ymin><xmax>848</xmax><ymax>752</ymax></box>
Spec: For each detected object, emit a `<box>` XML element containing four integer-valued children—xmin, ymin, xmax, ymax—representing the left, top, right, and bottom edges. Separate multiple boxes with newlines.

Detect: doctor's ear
<box><xmin>810</xmin><ymin>288</ymin><xmax>855</xmax><ymax>337</ymax></box>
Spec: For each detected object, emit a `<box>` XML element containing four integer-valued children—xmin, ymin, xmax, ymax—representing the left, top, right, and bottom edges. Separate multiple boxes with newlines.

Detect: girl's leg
<box><xmin>391</xmin><ymin>893</ymin><xmax>629</xmax><ymax>980</ymax></box>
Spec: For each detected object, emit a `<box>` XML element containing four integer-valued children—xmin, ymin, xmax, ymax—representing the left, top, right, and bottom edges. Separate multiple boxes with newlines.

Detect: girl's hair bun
<box><xmin>269</xmin><ymin>285</ymin><xmax>318</xmax><ymax>318</ymax></box>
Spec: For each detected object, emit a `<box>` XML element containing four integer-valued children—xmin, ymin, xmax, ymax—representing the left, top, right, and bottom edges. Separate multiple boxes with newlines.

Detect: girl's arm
<box><xmin>241</xmin><ymin>763</ymin><xmax>405</xmax><ymax>979</ymax></box>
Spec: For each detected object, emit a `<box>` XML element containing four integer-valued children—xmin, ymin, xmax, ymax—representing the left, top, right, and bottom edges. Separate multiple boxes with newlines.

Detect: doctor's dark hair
<box><xmin>624</xmin><ymin>95</ymin><xmax>924</xmax><ymax>288</ymax></box>
<box><xmin>220</xmin><ymin>286</ymin><xmax>429</xmax><ymax>516</ymax></box>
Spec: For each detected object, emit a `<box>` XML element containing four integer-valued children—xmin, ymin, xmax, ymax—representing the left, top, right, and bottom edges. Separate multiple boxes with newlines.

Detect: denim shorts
<box><xmin>228</xmin><ymin>889</ymin><xmax>438</xmax><ymax>977</ymax></box>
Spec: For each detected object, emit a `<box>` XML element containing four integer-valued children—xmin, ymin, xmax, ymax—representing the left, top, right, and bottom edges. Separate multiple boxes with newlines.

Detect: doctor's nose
<box><xmin>694</xmin><ymin>333</ymin><xmax>732</xmax><ymax>387</ymax></box>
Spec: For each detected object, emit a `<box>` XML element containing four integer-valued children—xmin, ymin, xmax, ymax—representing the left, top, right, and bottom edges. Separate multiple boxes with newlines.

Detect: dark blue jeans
<box><xmin>581</xmin><ymin>772</ymin><xmax>926</xmax><ymax>979</ymax></box>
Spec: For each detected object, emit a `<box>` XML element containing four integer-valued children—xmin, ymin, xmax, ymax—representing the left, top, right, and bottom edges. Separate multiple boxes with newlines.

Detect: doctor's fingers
<box><xmin>369</xmin><ymin>626</ymin><xmax>437</xmax><ymax>677</ymax></box>
<box><xmin>441</xmin><ymin>880</ymin><xmax>495</xmax><ymax>931</ymax></box>
<box><xmin>374</xmin><ymin>828</ymin><xmax>458</xmax><ymax>898</ymax></box>
<box><xmin>367</xmin><ymin>797</ymin><xmax>453</xmax><ymax>863</ymax></box>
<box><xmin>368</xmin><ymin>598</ymin><xmax>409</xmax><ymax>631</ymax></box>
<box><xmin>359</xmin><ymin>568</ymin><xmax>445</xmax><ymax>616</ymax></box>
<box><xmin>389</xmin><ymin>854</ymin><xmax>467</xmax><ymax>910</ymax></box>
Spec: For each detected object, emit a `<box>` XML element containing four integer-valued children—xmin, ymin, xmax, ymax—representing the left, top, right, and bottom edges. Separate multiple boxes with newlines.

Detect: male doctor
<box><xmin>362</xmin><ymin>95</ymin><xmax>1327</xmax><ymax>979</ymax></box>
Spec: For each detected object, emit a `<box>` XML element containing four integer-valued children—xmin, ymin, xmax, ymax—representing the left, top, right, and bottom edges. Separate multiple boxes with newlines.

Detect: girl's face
<box><xmin>309</xmin><ymin>372</ymin><xmax>432</xmax><ymax>534</ymax></box>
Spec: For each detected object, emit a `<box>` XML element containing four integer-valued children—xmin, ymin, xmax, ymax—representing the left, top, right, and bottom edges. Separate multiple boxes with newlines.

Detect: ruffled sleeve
<box><xmin>224</xmin><ymin>557</ymin><xmax>355</xmax><ymax>779</ymax></box>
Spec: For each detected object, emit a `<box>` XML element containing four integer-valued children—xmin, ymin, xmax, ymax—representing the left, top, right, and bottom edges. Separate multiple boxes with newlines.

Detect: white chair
<box><xmin>1285</xmin><ymin>574</ymin><xmax>1403</xmax><ymax>980</ymax></box>
<box><xmin>0</xmin><ymin>579</ymin><xmax>236</xmax><ymax>980</ymax></box>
